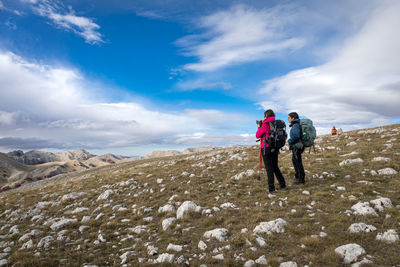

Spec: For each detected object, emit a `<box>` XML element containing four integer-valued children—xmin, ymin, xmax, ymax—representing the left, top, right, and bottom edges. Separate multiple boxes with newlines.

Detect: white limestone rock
<box><xmin>81</xmin><ymin>216</ymin><xmax>91</xmax><ymax>223</ymax></box>
<box><xmin>334</xmin><ymin>243</ymin><xmax>366</xmax><ymax>264</ymax></box>
<box><xmin>255</xmin><ymin>236</ymin><xmax>267</xmax><ymax>247</ymax></box>
<box><xmin>37</xmin><ymin>236</ymin><xmax>54</xmax><ymax>249</ymax></box>
<box><xmin>376</xmin><ymin>229</ymin><xmax>399</xmax><ymax>243</ymax></box>
<box><xmin>280</xmin><ymin>262</ymin><xmax>298</xmax><ymax>267</ymax></box>
<box><xmin>158</xmin><ymin>204</ymin><xmax>176</xmax><ymax>213</ymax></box>
<box><xmin>18</xmin><ymin>230</ymin><xmax>42</xmax><ymax>242</ymax></box>
<box><xmin>203</xmin><ymin>228</ymin><xmax>229</xmax><ymax>242</ymax></box>
<box><xmin>244</xmin><ymin>260</ymin><xmax>256</xmax><ymax>267</ymax></box>
<box><xmin>255</xmin><ymin>255</ymin><xmax>268</xmax><ymax>265</ymax></box>
<box><xmin>61</xmin><ymin>192</ymin><xmax>85</xmax><ymax>202</ymax></box>
<box><xmin>351</xmin><ymin>202</ymin><xmax>378</xmax><ymax>216</ymax></box>
<box><xmin>212</xmin><ymin>254</ymin><xmax>224</xmax><ymax>260</ymax></box>
<box><xmin>156</xmin><ymin>253</ymin><xmax>175</xmax><ymax>263</ymax></box>
<box><xmin>198</xmin><ymin>240</ymin><xmax>207</xmax><ymax>251</ymax></box>
<box><xmin>220</xmin><ymin>202</ymin><xmax>238</xmax><ymax>209</ymax></box>
<box><xmin>147</xmin><ymin>245</ymin><xmax>158</xmax><ymax>256</ymax></box>
<box><xmin>128</xmin><ymin>225</ymin><xmax>147</xmax><ymax>234</ymax></box>
<box><xmin>69</xmin><ymin>207</ymin><xmax>89</xmax><ymax>214</ymax></box>
<box><xmin>0</xmin><ymin>259</ymin><xmax>8</xmax><ymax>267</ymax></box>
<box><xmin>9</xmin><ymin>225</ymin><xmax>19</xmax><ymax>235</ymax></box>
<box><xmin>377</xmin><ymin>168</ymin><xmax>397</xmax><ymax>175</ymax></box>
<box><xmin>120</xmin><ymin>251</ymin><xmax>133</xmax><ymax>264</ymax></box>
<box><xmin>96</xmin><ymin>189</ymin><xmax>113</xmax><ymax>201</ymax></box>
<box><xmin>176</xmin><ymin>201</ymin><xmax>201</xmax><ymax>219</ymax></box>
<box><xmin>346</xmin><ymin>141</ymin><xmax>357</xmax><ymax>146</ymax></box>
<box><xmin>371</xmin><ymin>157</ymin><xmax>391</xmax><ymax>162</ymax></box>
<box><xmin>370</xmin><ymin>197</ymin><xmax>393</xmax><ymax>212</ymax></box>
<box><xmin>79</xmin><ymin>226</ymin><xmax>89</xmax><ymax>233</ymax></box>
<box><xmin>253</xmin><ymin>218</ymin><xmax>288</xmax><ymax>235</ymax></box>
<box><xmin>339</xmin><ymin>158</ymin><xmax>363</xmax><ymax>166</ymax></box>
<box><xmin>348</xmin><ymin>223</ymin><xmax>377</xmax><ymax>233</ymax></box>
<box><xmin>50</xmin><ymin>219</ymin><xmax>77</xmax><ymax>231</ymax></box>
<box><xmin>162</xmin><ymin>217</ymin><xmax>176</xmax><ymax>231</ymax></box>
<box><xmin>167</xmin><ymin>243</ymin><xmax>182</xmax><ymax>252</ymax></box>
<box><xmin>20</xmin><ymin>239</ymin><xmax>33</xmax><ymax>250</ymax></box>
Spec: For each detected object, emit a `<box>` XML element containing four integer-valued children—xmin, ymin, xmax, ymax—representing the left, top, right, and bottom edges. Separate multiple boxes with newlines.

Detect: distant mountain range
<box><xmin>0</xmin><ymin>146</ymin><xmax>219</xmax><ymax>191</ymax></box>
<box><xmin>0</xmin><ymin>149</ymin><xmax>131</xmax><ymax>190</ymax></box>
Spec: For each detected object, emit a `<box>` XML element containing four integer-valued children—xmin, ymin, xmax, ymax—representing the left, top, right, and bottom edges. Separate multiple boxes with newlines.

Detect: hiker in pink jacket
<box><xmin>256</xmin><ymin>109</ymin><xmax>286</xmax><ymax>194</ymax></box>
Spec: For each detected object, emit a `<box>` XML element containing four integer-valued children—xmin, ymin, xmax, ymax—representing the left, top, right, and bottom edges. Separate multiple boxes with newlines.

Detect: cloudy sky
<box><xmin>0</xmin><ymin>0</ymin><xmax>399</xmax><ymax>156</ymax></box>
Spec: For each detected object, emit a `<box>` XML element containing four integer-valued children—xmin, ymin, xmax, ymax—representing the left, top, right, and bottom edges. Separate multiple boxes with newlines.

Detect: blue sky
<box><xmin>0</xmin><ymin>0</ymin><xmax>399</xmax><ymax>156</ymax></box>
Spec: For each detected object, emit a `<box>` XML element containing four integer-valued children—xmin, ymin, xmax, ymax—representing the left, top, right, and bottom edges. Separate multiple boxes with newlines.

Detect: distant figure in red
<box><xmin>331</xmin><ymin>126</ymin><xmax>337</xmax><ymax>135</ymax></box>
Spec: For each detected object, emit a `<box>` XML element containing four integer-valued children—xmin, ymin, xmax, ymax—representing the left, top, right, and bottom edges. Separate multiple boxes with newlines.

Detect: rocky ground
<box><xmin>0</xmin><ymin>124</ymin><xmax>399</xmax><ymax>266</ymax></box>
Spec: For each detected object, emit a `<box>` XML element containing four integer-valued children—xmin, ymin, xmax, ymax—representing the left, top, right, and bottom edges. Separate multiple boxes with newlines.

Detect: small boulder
<box><xmin>334</xmin><ymin>243</ymin><xmax>365</xmax><ymax>264</ymax></box>
<box><xmin>203</xmin><ymin>228</ymin><xmax>229</xmax><ymax>242</ymax></box>
<box><xmin>253</xmin><ymin>218</ymin><xmax>288</xmax><ymax>235</ymax></box>
<box><xmin>376</xmin><ymin>229</ymin><xmax>399</xmax><ymax>243</ymax></box>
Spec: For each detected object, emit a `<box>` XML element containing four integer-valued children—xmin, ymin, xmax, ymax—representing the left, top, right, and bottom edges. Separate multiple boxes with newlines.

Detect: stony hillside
<box><xmin>0</xmin><ymin>124</ymin><xmax>399</xmax><ymax>266</ymax></box>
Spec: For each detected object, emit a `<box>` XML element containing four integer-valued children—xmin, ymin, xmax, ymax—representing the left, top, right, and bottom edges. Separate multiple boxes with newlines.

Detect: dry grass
<box><xmin>0</xmin><ymin>123</ymin><xmax>399</xmax><ymax>266</ymax></box>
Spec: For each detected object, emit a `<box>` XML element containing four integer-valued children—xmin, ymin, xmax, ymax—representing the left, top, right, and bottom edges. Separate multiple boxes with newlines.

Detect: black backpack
<box><xmin>266</xmin><ymin>120</ymin><xmax>287</xmax><ymax>150</ymax></box>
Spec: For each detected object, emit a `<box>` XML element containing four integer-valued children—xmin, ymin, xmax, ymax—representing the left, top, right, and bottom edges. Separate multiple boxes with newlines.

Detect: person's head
<box><xmin>288</xmin><ymin>112</ymin><xmax>299</xmax><ymax>123</ymax></box>
<box><xmin>264</xmin><ymin>109</ymin><xmax>275</xmax><ymax>118</ymax></box>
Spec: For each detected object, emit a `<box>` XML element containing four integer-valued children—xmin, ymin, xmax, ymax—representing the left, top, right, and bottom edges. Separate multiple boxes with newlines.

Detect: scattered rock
<box><xmin>147</xmin><ymin>245</ymin><xmax>158</xmax><ymax>256</ymax></box>
<box><xmin>376</xmin><ymin>229</ymin><xmax>399</xmax><ymax>243</ymax></box>
<box><xmin>212</xmin><ymin>254</ymin><xmax>224</xmax><ymax>260</ymax></box>
<box><xmin>156</xmin><ymin>253</ymin><xmax>175</xmax><ymax>263</ymax></box>
<box><xmin>348</xmin><ymin>223</ymin><xmax>377</xmax><ymax>233</ymax></box>
<box><xmin>96</xmin><ymin>189</ymin><xmax>113</xmax><ymax>201</ymax></box>
<box><xmin>50</xmin><ymin>219</ymin><xmax>77</xmax><ymax>231</ymax></box>
<box><xmin>370</xmin><ymin>197</ymin><xmax>393</xmax><ymax>212</ymax></box>
<box><xmin>334</xmin><ymin>243</ymin><xmax>366</xmax><ymax>264</ymax></box>
<box><xmin>253</xmin><ymin>218</ymin><xmax>288</xmax><ymax>235</ymax></box>
<box><xmin>198</xmin><ymin>240</ymin><xmax>207</xmax><ymax>250</ymax></box>
<box><xmin>203</xmin><ymin>228</ymin><xmax>229</xmax><ymax>242</ymax></box>
<box><xmin>167</xmin><ymin>243</ymin><xmax>182</xmax><ymax>252</ymax></box>
<box><xmin>339</xmin><ymin>158</ymin><xmax>363</xmax><ymax>166</ymax></box>
<box><xmin>244</xmin><ymin>260</ymin><xmax>256</xmax><ymax>267</ymax></box>
<box><xmin>351</xmin><ymin>202</ymin><xmax>378</xmax><ymax>216</ymax></box>
<box><xmin>280</xmin><ymin>262</ymin><xmax>298</xmax><ymax>267</ymax></box>
<box><xmin>176</xmin><ymin>201</ymin><xmax>201</xmax><ymax>219</ymax></box>
<box><xmin>162</xmin><ymin>217</ymin><xmax>176</xmax><ymax>231</ymax></box>
<box><xmin>255</xmin><ymin>255</ymin><xmax>268</xmax><ymax>265</ymax></box>
<box><xmin>158</xmin><ymin>204</ymin><xmax>176</xmax><ymax>213</ymax></box>
<box><xmin>377</xmin><ymin>168</ymin><xmax>397</xmax><ymax>175</ymax></box>
<box><xmin>37</xmin><ymin>236</ymin><xmax>54</xmax><ymax>249</ymax></box>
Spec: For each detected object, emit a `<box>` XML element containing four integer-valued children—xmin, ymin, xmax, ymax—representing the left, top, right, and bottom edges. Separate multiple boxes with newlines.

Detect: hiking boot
<box><xmin>277</xmin><ymin>185</ymin><xmax>288</xmax><ymax>190</ymax></box>
<box><xmin>269</xmin><ymin>190</ymin><xmax>277</xmax><ymax>194</ymax></box>
<box><xmin>293</xmin><ymin>179</ymin><xmax>305</xmax><ymax>185</ymax></box>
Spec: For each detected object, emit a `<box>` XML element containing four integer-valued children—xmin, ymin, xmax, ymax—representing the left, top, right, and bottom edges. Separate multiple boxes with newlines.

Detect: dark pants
<box><xmin>292</xmin><ymin>148</ymin><xmax>305</xmax><ymax>182</ymax></box>
<box><xmin>262</xmin><ymin>148</ymin><xmax>286</xmax><ymax>191</ymax></box>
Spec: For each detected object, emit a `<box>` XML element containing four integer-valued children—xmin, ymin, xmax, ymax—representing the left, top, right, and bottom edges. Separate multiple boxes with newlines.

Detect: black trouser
<box><xmin>262</xmin><ymin>147</ymin><xmax>286</xmax><ymax>191</ymax></box>
<box><xmin>292</xmin><ymin>148</ymin><xmax>305</xmax><ymax>182</ymax></box>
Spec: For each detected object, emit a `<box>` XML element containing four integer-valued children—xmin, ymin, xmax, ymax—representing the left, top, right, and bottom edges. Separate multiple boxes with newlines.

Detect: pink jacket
<box><xmin>256</xmin><ymin>116</ymin><xmax>275</xmax><ymax>148</ymax></box>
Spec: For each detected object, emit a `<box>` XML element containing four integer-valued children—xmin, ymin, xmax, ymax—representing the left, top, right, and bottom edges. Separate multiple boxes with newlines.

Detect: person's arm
<box><xmin>288</xmin><ymin>124</ymin><xmax>301</xmax><ymax>144</ymax></box>
<box><xmin>256</xmin><ymin>122</ymin><xmax>267</xmax><ymax>139</ymax></box>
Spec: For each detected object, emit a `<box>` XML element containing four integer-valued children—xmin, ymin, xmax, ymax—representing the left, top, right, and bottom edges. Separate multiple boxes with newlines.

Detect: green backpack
<box><xmin>299</xmin><ymin>118</ymin><xmax>316</xmax><ymax>147</ymax></box>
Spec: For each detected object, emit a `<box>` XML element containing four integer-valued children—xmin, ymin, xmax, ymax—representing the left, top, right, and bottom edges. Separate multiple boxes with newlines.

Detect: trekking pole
<box><xmin>256</xmin><ymin>139</ymin><xmax>262</xmax><ymax>179</ymax></box>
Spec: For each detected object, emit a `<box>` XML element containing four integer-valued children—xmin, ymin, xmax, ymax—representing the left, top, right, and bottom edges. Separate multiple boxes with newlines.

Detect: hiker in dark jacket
<box><xmin>288</xmin><ymin>112</ymin><xmax>305</xmax><ymax>185</ymax></box>
<box><xmin>256</xmin><ymin>109</ymin><xmax>286</xmax><ymax>194</ymax></box>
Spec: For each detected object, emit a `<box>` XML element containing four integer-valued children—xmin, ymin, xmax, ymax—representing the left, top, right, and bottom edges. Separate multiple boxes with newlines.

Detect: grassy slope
<box><xmin>0</xmin><ymin>124</ymin><xmax>399</xmax><ymax>266</ymax></box>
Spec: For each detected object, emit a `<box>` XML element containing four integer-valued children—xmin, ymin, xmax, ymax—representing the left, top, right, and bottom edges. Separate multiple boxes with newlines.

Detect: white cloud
<box><xmin>176</xmin><ymin>4</ymin><xmax>306</xmax><ymax>72</ymax></box>
<box><xmin>0</xmin><ymin>1</ymin><xmax>4</xmax><ymax>10</ymax></box>
<box><xmin>27</xmin><ymin>0</ymin><xmax>104</xmax><ymax>44</ymax></box>
<box><xmin>259</xmin><ymin>0</ymin><xmax>400</xmax><ymax>132</ymax></box>
<box><xmin>177</xmin><ymin>79</ymin><xmax>232</xmax><ymax>91</ymax></box>
<box><xmin>0</xmin><ymin>51</ymin><xmax>251</xmax><ymax>153</ymax></box>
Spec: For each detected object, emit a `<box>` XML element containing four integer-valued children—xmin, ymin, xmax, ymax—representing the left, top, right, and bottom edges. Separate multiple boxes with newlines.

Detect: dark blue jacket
<box><xmin>288</xmin><ymin>119</ymin><xmax>301</xmax><ymax>150</ymax></box>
